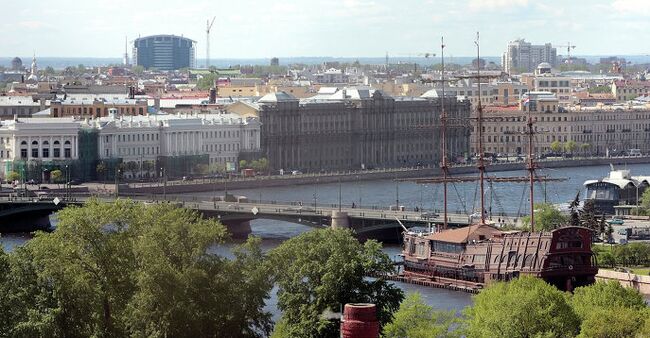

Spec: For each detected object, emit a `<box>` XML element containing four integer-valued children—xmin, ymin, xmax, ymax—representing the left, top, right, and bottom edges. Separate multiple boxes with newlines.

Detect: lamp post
<box><xmin>65</xmin><ymin>165</ymin><xmax>69</xmax><ymax>200</ymax></box>
<box><xmin>114</xmin><ymin>166</ymin><xmax>120</xmax><ymax>198</ymax></box>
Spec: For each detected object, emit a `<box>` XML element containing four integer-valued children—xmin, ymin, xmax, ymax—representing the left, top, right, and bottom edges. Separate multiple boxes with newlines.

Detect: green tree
<box><xmin>5</xmin><ymin>171</ymin><xmax>20</xmax><ymax>183</ymax></box>
<box><xmin>126</xmin><ymin>204</ymin><xmax>272</xmax><ymax>337</ymax></box>
<box><xmin>564</xmin><ymin>140</ymin><xmax>578</xmax><ymax>154</ymax></box>
<box><xmin>550</xmin><ymin>140</ymin><xmax>563</xmax><ymax>153</ymax></box>
<box><xmin>577</xmin><ymin>306</ymin><xmax>646</xmax><ymax>338</ymax></box>
<box><xmin>580</xmin><ymin>143</ymin><xmax>591</xmax><ymax>156</ymax></box>
<box><xmin>239</xmin><ymin>159</ymin><xmax>249</xmax><ymax>170</ymax></box>
<box><xmin>77</xmin><ymin>64</ymin><xmax>87</xmax><ymax>73</ymax></box>
<box><xmin>522</xmin><ymin>203</ymin><xmax>568</xmax><ymax>231</ymax></box>
<box><xmin>50</xmin><ymin>169</ymin><xmax>63</xmax><ymax>186</ymax></box>
<box><xmin>141</xmin><ymin>160</ymin><xmax>154</xmax><ymax>178</ymax></box>
<box><xmin>640</xmin><ymin>188</ymin><xmax>650</xmax><ymax>213</ymax></box>
<box><xmin>269</xmin><ymin>229</ymin><xmax>403</xmax><ymax>338</ymax></box>
<box><xmin>1</xmin><ymin>200</ymin><xmax>273</xmax><ymax>337</ymax></box>
<box><xmin>464</xmin><ymin>276</ymin><xmax>580</xmax><ymax>338</ymax></box>
<box><xmin>383</xmin><ymin>293</ymin><xmax>460</xmax><ymax>338</ymax></box>
<box><xmin>96</xmin><ymin>162</ymin><xmax>107</xmax><ymax>182</ymax></box>
<box><xmin>124</xmin><ymin>161</ymin><xmax>138</xmax><ymax>178</ymax></box>
<box><xmin>587</xmin><ymin>85</ymin><xmax>611</xmax><ymax>94</ymax></box>
<box><xmin>197</xmin><ymin>73</ymin><xmax>217</xmax><ymax>90</ymax></box>
<box><xmin>131</xmin><ymin>65</ymin><xmax>145</xmax><ymax>75</ymax></box>
<box><xmin>571</xmin><ymin>281</ymin><xmax>646</xmax><ymax>321</ymax></box>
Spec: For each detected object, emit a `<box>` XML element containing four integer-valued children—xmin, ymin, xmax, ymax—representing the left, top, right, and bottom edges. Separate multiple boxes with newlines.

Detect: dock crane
<box><xmin>556</xmin><ymin>42</ymin><xmax>576</xmax><ymax>63</ymax></box>
<box><xmin>206</xmin><ymin>17</ymin><xmax>216</xmax><ymax>69</ymax></box>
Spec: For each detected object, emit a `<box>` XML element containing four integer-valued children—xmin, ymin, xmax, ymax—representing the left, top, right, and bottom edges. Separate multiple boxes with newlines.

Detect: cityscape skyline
<box><xmin>3</xmin><ymin>0</ymin><xmax>650</xmax><ymax>59</ymax></box>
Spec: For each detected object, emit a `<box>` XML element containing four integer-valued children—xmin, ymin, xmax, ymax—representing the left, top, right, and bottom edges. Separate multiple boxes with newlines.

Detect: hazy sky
<box><xmin>3</xmin><ymin>0</ymin><xmax>649</xmax><ymax>58</ymax></box>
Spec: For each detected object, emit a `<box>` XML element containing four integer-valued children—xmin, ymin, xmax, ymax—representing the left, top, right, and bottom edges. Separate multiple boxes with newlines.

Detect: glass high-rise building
<box><xmin>133</xmin><ymin>35</ymin><xmax>196</xmax><ymax>71</ymax></box>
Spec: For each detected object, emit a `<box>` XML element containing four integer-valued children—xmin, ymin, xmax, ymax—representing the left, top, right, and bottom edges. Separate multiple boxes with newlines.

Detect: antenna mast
<box><xmin>440</xmin><ymin>37</ymin><xmax>449</xmax><ymax>230</ymax></box>
<box><xmin>206</xmin><ymin>17</ymin><xmax>216</xmax><ymax>69</ymax></box>
<box><xmin>475</xmin><ymin>32</ymin><xmax>486</xmax><ymax>225</ymax></box>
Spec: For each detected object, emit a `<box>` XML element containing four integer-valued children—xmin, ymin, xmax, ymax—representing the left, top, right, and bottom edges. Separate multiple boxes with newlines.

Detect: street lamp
<box><xmin>115</xmin><ymin>166</ymin><xmax>120</xmax><ymax>198</ymax></box>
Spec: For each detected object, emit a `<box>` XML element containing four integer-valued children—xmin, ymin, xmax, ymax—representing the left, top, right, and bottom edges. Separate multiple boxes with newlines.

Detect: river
<box><xmin>1</xmin><ymin>163</ymin><xmax>649</xmax><ymax>320</ymax></box>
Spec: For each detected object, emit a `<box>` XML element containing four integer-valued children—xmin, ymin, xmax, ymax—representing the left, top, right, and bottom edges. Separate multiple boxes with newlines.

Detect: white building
<box><xmin>86</xmin><ymin>111</ymin><xmax>261</xmax><ymax>176</ymax></box>
<box><xmin>0</xmin><ymin>111</ymin><xmax>261</xmax><ymax>179</ymax></box>
<box><xmin>502</xmin><ymin>39</ymin><xmax>557</xmax><ymax>74</ymax></box>
<box><xmin>0</xmin><ymin>117</ymin><xmax>81</xmax><ymax>176</ymax></box>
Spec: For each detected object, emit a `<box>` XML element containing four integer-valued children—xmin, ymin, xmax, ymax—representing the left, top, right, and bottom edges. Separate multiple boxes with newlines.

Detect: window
<box><xmin>53</xmin><ymin>140</ymin><xmax>60</xmax><ymax>158</ymax></box>
<box><xmin>31</xmin><ymin>141</ymin><xmax>38</xmax><ymax>158</ymax></box>
<box><xmin>64</xmin><ymin>140</ymin><xmax>71</xmax><ymax>158</ymax></box>
<box><xmin>42</xmin><ymin>141</ymin><xmax>49</xmax><ymax>158</ymax></box>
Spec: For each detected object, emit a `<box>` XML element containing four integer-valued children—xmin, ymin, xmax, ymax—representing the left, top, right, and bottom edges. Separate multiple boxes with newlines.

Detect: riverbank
<box><xmin>116</xmin><ymin>156</ymin><xmax>650</xmax><ymax>195</ymax></box>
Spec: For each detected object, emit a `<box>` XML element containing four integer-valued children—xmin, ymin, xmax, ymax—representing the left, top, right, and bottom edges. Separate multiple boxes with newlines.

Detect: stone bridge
<box><xmin>0</xmin><ymin>195</ymin><xmax>518</xmax><ymax>242</ymax></box>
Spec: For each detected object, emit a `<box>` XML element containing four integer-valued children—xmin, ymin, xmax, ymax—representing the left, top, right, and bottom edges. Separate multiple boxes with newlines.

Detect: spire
<box><xmin>29</xmin><ymin>52</ymin><xmax>38</xmax><ymax>81</ymax></box>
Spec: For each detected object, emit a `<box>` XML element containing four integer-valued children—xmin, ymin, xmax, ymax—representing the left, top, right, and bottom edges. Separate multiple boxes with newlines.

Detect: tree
<box><xmin>587</xmin><ymin>85</ymin><xmax>611</xmax><ymax>94</ymax></box>
<box><xmin>96</xmin><ymin>162</ymin><xmax>107</xmax><ymax>183</ymax></box>
<box><xmin>239</xmin><ymin>160</ymin><xmax>249</xmax><ymax>170</ymax></box>
<box><xmin>522</xmin><ymin>203</ymin><xmax>568</xmax><ymax>231</ymax></box>
<box><xmin>550</xmin><ymin>140</ymin><xmax>563</xmax><ymax>153</ymax></box>
<box><xmin>580</xmin><ymin>143</ymin><xmax>591</xmax><ymax>156</ymax></box>
<box><xmin>564</xmin><ymin>140</ymin><xmax>578</xmax><ymax>154</ymax></box>
<box><xmin>125</xmin><ymin>161</ymin><xmax>138</xmax><ymax>178</ymax></box>
<box><xmin>640</xmin><ymin>188</ymin><xmax>650</xmax><ymax>213</ymax></box>
<box><xmin>383</xmin><ymin>293</ymin><xmax>460</xmax><ymax>338</ymax></box>
<box><xmin>126</xmin><ymin>203</ymin><xmax>273</xmax><ymax>337</ymax></box>
<box><xmin>197</xmin><ymin>73</ymin><xmax>217</xmax><ymax>90</ymax></box>
<box><xmin>5</xmin><ymin>171</ymin><xmax>20</xmax><ymax>183</ymax></box>
<box><xmin>131</xmin><ymin>65</ymin><xmax>145</xmax><ymax>75</ymax></box>
<box><xmin>141</xmin><ymin>160</ymin><xmax>154</xmax><ymax>178</ymax></box>
<box><xmin>0</xmin><ymin>200</ymin><xmax>273</xmax><ymax>337</ymax></box>
<box><xmin>77</xmin><ymin>64</ymin><xmax>87</xmax><ymax>73</ymax></box>
<box><xmin>571</xmin><ymin>281</ymin><xmax>646</xmax><ymax>321</ymax></box>
<box><xmin>464</xmin><ymin>276</ymin><xmax>580</xmax><ymax>338</ymax></box>
<box><xmin>577</xmin><ymin>306</ymin><xmax>646</xmax><ymax>338</ymax></box>
<box><xmin>50</xmin><ymin>169</ymin><xmax>63</xmax><ymax>187</ymax></box>
<box><xmin>269</xmin><ymin>229</ymin><xmax>403</xmax><ymax>338</ymax></box>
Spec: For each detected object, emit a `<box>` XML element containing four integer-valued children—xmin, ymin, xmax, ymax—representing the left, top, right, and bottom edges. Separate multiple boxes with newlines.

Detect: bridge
<box><xmin>0</xmin><ymin>195</ymin><xmax>521</xmax><ymax>242</ymax></box>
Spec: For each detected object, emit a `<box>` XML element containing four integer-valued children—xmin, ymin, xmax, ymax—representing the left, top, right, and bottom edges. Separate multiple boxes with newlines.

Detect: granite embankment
<box><xmin>120</xmin><ymin>156</ymin><xmax>650</xmax><ymax>195</ymax></box>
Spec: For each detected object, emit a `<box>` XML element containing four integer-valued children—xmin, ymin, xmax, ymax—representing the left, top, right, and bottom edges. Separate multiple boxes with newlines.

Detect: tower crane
<box><xmin>206</xmin><ymin>17</ymin><xmax>216</xmax><ymax>69</ymax></box>
<box><xmin>394</xmin><ymin>52</ymin><xmax>437</xmax><ymax>73</ymax></box>
<box><xmin>556</xmin><ymin>42</ymin><xmax>576</xmax><ymax>63</ymax></box>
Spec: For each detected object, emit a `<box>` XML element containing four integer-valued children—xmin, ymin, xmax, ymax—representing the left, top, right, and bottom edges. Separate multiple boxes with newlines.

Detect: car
<box><xmin>67</xmin><ymin>179</ymin><xmax>81</xmax><ymax>185</ymax></box>
<box><xmin>291</xmin><ymin>170</ymin><xmax>302</xmax><ymax>175</ymax></box>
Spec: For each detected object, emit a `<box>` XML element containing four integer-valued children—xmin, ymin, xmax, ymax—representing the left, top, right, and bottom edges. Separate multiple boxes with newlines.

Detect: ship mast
<box><xmin>440</xmin><ymin>37</ymin><xmax>449</xmax><ymax>230</ymax></box>
<box><xmin>527</xmin><ymin>108</ymin><xmax>536</xmax><ymax>231</ymax></box>
<box><xmin>475</xmin><ymin>32</ymin><xmax>486</xmax><ymax>225</ymax></box>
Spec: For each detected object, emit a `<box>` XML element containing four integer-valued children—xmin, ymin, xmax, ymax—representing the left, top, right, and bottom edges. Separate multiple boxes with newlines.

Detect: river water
<box><xmin>1</xmin><ymin>163</ymin><xmax>649</xmax><ymax>320</ymax></box>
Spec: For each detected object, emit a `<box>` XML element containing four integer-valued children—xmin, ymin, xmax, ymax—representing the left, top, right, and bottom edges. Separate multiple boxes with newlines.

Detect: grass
<box><xmin>628</xmin><ymin>267</ymin><xmax>650</xmax><ymax>276</ymax></box>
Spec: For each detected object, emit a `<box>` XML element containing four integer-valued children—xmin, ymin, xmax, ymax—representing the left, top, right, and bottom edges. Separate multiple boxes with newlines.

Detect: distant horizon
<box><xmin>3</xmin><ymin>54</ymin><xmax>650</xmax><ymax>70</ymax></box>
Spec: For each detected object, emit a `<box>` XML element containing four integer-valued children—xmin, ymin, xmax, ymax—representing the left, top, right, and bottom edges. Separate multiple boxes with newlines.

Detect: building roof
<box><xmin>134</xmin><ymin>34</ymin><xmax>197</xmax><ymax>43</ymax></box>
<box><xmin>424</xmin><ymin>224</ymin><xmax>502</xmax><ymax>244</ymax></box>
<box><xmin>258</xmin><ymin>91</ymin><xmax>298</xmax><ymax>103</ymax></box>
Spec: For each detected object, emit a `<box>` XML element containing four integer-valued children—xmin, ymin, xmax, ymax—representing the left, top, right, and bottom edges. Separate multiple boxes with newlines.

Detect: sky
<box><xmin>2</xmin><ymin>0</ymin><xmax>650</xmax><ymax>58</ymax></box>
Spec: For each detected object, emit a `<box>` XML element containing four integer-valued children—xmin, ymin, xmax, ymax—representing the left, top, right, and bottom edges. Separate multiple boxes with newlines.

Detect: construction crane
<box><xmin>556</xmin><ymin>42</ymin><xmax>576</xmax><ymax>63</ymax></box>
<box><xmin>206</xmin><ymin>17</ymin><xmax>216</xmax><ymax>69</ymax></box>
<box><xmin>394</xmin><ymin>52</ymin><xmax>437</xmax><ymax>73</ymax></box>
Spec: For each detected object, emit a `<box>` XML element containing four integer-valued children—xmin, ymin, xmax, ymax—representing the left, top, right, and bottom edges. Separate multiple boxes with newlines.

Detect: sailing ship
<box><xmin>400</xmin><ymin>34</ymin><xmax>597</xmax><ymax>292</ymax></box>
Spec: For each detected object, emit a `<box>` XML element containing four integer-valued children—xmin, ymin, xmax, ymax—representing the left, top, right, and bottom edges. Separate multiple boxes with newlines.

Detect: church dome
<box><xmin>10</xmin><ymin>57</ymin><xmax>23</xmax><ymax>70</ymax></box>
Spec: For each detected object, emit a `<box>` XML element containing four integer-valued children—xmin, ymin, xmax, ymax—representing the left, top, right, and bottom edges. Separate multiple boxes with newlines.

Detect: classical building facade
<box><xmin>256</xmin><ymin>89</ymin><xmax>471</xmax><ymax>171</ymax></box>
<box><xmin>50</xmin><ymin>98</ymin><xmax>149</xmax><ymax>118</ymax></box>
<box><xmin>472</xmin><ymin>103</ymin><xmax>650</xmax><ymax>156</ymax></box>
<box><xmin>0</xmin><ymin>112</ymin><xmax>260</xmax><ymax>180</ymax></box>
<box><xmin>88</xmin><ymin>112</ymin><xmax>261</xmax><ymax>177</ymax></box>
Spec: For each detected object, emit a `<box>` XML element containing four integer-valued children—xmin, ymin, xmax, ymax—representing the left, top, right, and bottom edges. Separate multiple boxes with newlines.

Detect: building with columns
<box><xmin>255</xmin><ymin>89</ymin><xmax>471</xmax><ymax>172</ymax></box>
<box><xmin>0</xmin><ymin>111</ymin><xmax>261</xmax><ymax>180</ymax></box>
<box><xmin>87</xmin><ymin>111</ymin><xmax>261</xmax><ymax>178</ymax></box>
